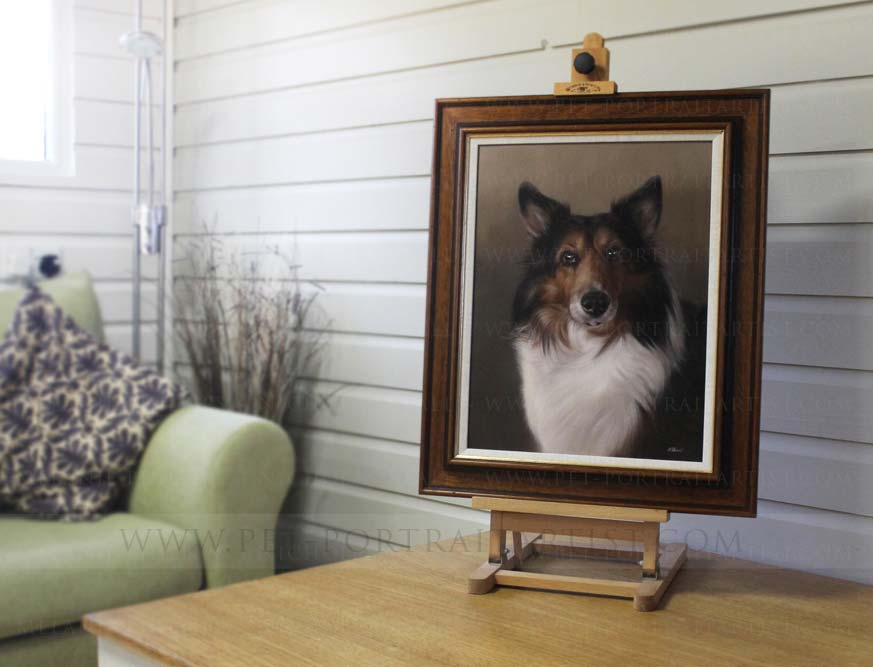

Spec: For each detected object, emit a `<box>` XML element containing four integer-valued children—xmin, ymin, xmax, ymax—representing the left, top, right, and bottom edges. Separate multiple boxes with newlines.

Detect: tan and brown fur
<box><xmin>511</xmin><ymin>177</ymin><xmax>706</xmax><ymax>460</ymax></box>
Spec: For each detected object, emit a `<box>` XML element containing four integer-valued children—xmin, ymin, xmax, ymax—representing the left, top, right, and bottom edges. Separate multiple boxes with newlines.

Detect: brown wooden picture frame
<box><xmin>419</xmin><ymin>90</ymin><xmax>769</xmax><ymax>517</ymax></box>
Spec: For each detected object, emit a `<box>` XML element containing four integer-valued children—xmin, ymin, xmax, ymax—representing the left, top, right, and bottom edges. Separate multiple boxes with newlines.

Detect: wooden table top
<box><xmin>84</xmin><ymin>535</ymin><xmax>873</xmax><ymax>666</ymax></box>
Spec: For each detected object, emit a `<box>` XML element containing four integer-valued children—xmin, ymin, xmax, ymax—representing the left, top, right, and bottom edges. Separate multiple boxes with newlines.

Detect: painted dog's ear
<box><xmin>612</xmin><ymin>176</ymin><xmax>662</xmax><ymax>240</ymax></box>
<box><xmin>518</xmin><ymin>182</ymin><xmax>568</xmax><ymax>238</ymax></box>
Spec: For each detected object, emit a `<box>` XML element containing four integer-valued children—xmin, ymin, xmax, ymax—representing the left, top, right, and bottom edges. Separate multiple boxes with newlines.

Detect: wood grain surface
<box><xmin>84</xmin><ymin>535</ymin><xmax>873</xmax><ymax>666</ymax></box>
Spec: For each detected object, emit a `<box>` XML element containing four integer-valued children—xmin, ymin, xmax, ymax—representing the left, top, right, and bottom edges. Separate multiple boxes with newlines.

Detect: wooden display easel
<box><xmin>467</xmin><ymin>32</ymin><xmax>685</xmax><ymax>611</ymax></box>
<box><xmin>468</xmin><ymin>497</ymin><xmax>687</xmax><ymax>611</ymax></box>
<box><xmin>554</xmin><ymin>32</ymin><xmax>617</xmax><ymax>95</ymax></box>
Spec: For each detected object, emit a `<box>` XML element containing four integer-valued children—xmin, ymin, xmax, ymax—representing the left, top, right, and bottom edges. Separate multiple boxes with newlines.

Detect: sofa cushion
<box><xmin>0</xmin><ymin>272</ymin><xmax>104</xmax><ymax>343</ymax></box>
<box><xmin>0</xmin><ymin>513</ymin><xmax>203</xmax><ymax>641</ymax></box>
<box><xmin>0</xmin><ymin>288</ymin><xmax>185</xmax><ymax>519</ymax></box>
<box><xmin>0</xmin><ymin>626</ymin><xmax>96</xmax><ymax>667</ymax></box>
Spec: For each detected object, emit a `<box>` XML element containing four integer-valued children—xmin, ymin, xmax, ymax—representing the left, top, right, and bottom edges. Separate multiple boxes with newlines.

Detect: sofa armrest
<box><xmin>128</xmin><ymin>405</ymin><xmax>295</xmax><ymax>588</ymax></box>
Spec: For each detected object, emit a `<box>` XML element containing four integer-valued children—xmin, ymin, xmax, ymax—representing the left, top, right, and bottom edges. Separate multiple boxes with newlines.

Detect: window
<box><xmin>0</xmin><ymin>0</ymin><xmax>72</xmax><ymax>177</ymax></box>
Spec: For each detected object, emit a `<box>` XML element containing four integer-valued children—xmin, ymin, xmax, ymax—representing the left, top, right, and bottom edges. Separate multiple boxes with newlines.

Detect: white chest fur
<box><xmin>514</xmin><ymin>328</ymin><xmax>678</xmax><ymax>456</ymax></box>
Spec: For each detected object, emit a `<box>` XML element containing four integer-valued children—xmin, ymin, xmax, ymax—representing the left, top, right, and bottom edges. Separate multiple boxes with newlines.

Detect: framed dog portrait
<box><xmin>419</xmin><ymin>90</ymin><xmax>769</xmax><ymax>516</ymax></box>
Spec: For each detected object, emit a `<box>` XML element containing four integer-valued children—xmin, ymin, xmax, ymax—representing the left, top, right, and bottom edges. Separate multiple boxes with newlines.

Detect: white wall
<box><xmin>0</xmin><ymin>0</ymin><xmax>164</xmax><ymax>361</ymax></box>
<box><xmin>172</xmin><ymin>0</ymin><xmax>873</xmax><ymax>581</ymax></box>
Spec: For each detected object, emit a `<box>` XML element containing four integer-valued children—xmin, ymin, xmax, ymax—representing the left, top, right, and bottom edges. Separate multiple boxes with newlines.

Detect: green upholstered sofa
<box><xmin>0</xmin><ymin>273</ymin><xmax>295</xmax><ymax>667</ymax></box>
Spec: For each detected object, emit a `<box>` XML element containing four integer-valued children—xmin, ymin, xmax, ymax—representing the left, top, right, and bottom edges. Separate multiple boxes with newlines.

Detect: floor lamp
<box><xmin>120</xmin><ymin>0</ymin><xmax>168</xmax><ymax>372</ymax></box>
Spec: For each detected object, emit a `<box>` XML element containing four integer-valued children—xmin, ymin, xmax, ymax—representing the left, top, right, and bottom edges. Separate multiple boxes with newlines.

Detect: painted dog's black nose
<box><xmin>580</xmin><ymin>290</ymin><xmax>610</xmax><ymax>318</ymax></box>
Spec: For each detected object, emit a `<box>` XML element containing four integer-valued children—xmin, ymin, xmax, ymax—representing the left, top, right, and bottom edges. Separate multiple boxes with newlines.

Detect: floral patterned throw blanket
<box><xmin>0</xmin><ymin>288</ymin><xmax>184</xmax><ymax>519</ymax></box>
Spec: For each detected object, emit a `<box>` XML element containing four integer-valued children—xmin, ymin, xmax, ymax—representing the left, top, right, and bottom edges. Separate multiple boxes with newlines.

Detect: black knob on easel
<box><xmin>573</xmin><ymin>52</ymin><xmax>596</xmax><ymax>74</ymax></box>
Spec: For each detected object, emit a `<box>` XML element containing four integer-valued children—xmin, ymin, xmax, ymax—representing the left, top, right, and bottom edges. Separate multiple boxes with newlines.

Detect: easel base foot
<box><xmin>469</xmin><ymin>537</ymin><xmax>687</xmax><ymax>612</ymax></box>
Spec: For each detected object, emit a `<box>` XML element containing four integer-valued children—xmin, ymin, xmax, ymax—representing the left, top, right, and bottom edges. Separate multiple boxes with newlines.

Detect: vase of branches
<box><xmin>173</xmin><ymin>232</ymin><xmax>328</xmax><ymax>429</ymax></box>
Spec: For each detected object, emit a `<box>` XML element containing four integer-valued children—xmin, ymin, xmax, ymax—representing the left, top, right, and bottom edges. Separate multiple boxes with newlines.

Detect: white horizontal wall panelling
<box><xmin>766</xmin><ymin>224</ymin><xmax>873</xmax><ymax>297</ymax></box>
<box><xmin>668</xmin><ymin>502</ymin><xmax>873</xmax><ymax>584</ymax></box>
<box><xmin>313</xmin><ymin>334</ymin><xmax>423</xmax><ymax>391</ymax></box>
<box><xmin>75</xmin><ymin>0</ymin><xmax>163</xmax><ymax>18</ymax></box>
<box><xmin>759</xmin><ymin>432</ymin><xmax>873</xmax><ymax>517</ymax></box>
<box><xmin>769</xmin><ymin>152</ymin><xmax>873</xmax><ymax>225</ymax></box>
<box><xmin>0</xmin><ymin>189</ymin><xmax>132</xmax><ymax>235</ymax></box>
<box><xmin>173</xmin><ymin>0</ymin><xmax>868</xmax><ymax>104</ymax></box>
<box><xmin>0</xmin><ymin>146</ymin><xmax>146</xmax><ymax>191</ymax></box>
<box><xmin>314</xmin><ymin>284</ymin><xmax>426</xmax><ymax>337</ymax></box>
<box><xmin>75</xmin><ymin>7</ymin><xmax>163</xmax><ymax>58</ymax></box>
<box><xmin>296</xmin><ymin>381</ymin><xmax>422</xmax><ymax>445</ymax></box>
<box><xmin>75</xmin><ymin>55</ymin><xmax>137</xmax><ymax>102</ymax></box>
<box><xmin>292</xmin><ymin>477</ymin><xmax>487</xmax><ymax>546</ymax></box>
<box><xmin>75</xmin><ymin>100</ymin><xmax>163</xmax><ymax>148</ymax></box>
<box><xmin>174</xmin><ymin>63</ymin><xmax>873</xmax><ymax>152</ymax></box>
<box><xmin>176</xmin><ymin>231</ymin><xmax>427</xmax><ymax>282</ymax></box>
<box><xmin>172</xmin><ymin>0</ymin><xmax>873</xmax><ymax>580</ymax></box>
<box><xmin>763</xmin><ymin>296</ymin><xmax>873</xmax><ymax>371</ymax></box>
<box><xmin>174</xmin><ymin>331</ymin><xmax>422</xmax><ymax>391</ymax></box>
<box><xmin>762</xmin><ymin>365</ymin><xmax>873</xmax><ymax>444</ymax></box>
<box><xmin>172</xmin><ymin>277</ymin><xmax>426</xmax><ymax>337</ymax></box>
<box><xmin>97</xmin><ymin>281</ymin><xmax>158</xmax><ymax>323</ymax></box>
<box><xmin>174</xmin><ymin>0</ymin><xmax>485</xmax><ymax>60</ymax></box>
<box><xmin>174</xmin><ymin>178</ymin><xmax>430</xmax><ymax>235</ymax></box>
<box><xmin>175</xmin><ymin>124</ymin><xmax>432</xmax><ymax>191</ymax></box>
<box><xmin>107</xmin><ymin>323</ymin><xmax>159</xmax><ymax>364</ymax></box>
<box><xmin>175</xmin><ymin>0</ymin><xmax>244</xmax><ymax>19</ymax></box>
<box><xmin>296</xmin><ymin>428</ymin><xmax>470</xmax><ymax>510</ymax></box>
<box><xmin>174</xmin><ymin>0</ymin><xmax>859</xmax><ymax>64</ymax></box>
<box><xmin>769</xmin><ymin>78</ymin><xmax>873</xmax><ymax>156</ymax></box>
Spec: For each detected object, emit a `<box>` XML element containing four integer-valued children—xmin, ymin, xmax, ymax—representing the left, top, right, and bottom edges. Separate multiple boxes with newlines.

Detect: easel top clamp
<box><xmin>554</xmin><ymin>32</ymin><xmax>617</xmax><ymax>95</ymax></box>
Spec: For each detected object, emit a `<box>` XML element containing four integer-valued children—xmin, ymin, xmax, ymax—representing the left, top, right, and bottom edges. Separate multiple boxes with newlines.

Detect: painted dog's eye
<box><xmin>604</xmin><ymin>245</ymin><xmax>622</xmax><ymax>262</ymax></box>
<box><xmin>560</xmin><ymin>250</ymin><xmax>579</xmax><ymax>266</ymax></box>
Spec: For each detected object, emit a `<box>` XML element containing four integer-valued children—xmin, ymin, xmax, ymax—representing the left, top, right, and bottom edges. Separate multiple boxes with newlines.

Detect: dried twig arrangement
<box><xmin>174</xmin><ymin>232</ymin><xmax>328</xmax><ymax>428</ymax></box>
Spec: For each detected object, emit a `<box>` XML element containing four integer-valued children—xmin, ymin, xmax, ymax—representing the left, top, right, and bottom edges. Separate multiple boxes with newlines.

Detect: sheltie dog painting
<box><xmin>511</xmin><ymin>177</ymin><xmax>706</xmax><ymax>461</ymax></box>
<box><xmin>459</xmin><ymin>135</ymin><xmax>720</xmax><ymax>472</ymax></box>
